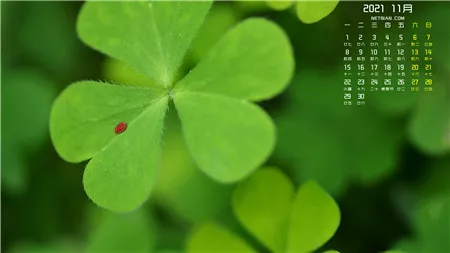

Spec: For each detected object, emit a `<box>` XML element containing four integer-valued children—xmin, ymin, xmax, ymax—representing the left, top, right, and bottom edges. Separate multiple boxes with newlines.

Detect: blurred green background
<box><xmin>2</xmin><ymin>1</ymin><xmax>449</xmax><ymax>253</ymax></box>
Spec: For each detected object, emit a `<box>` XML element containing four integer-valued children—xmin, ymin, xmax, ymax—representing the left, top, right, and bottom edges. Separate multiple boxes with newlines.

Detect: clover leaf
<box><xmin>187</xmin><ymin>168</ymin><xmax>341</xmax><ymax>253</ymax></box>
<box><xmin>296</xmin><ymin>0</ymin><xmax>339</xmax><ymax>24</ymax></box>
<box><xmin>50</xmin><ymin>1</ymin><xmax>294</xmax><ymax>212</ymax></box>
<box><xmin>265</xmin><ymin>0</ymin><xmax>339</xmax><ymax>24</ymax></box>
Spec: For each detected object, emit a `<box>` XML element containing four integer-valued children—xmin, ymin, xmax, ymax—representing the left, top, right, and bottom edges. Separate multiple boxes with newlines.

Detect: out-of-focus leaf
<box><xmin>232</xmin><ymin>168</ymin><xmax>294</xmax><ymax>252</ymax></box>
<box><xmin>2</xmin><ymin>69</ymin><xmax>56</xmax><ymax>194</ymax></box>
<box><xmin>286</xmin><ymin>181</ymin><xmax>340</xmax><ymax>253</ymax></box>
<box><xmin>19</xmin><ymin>2</ymin><xmax>81</xmax><ymax>77</ymax></box>
<box><xmin>86</xmin><ymin>208</ymin><xmax>155</xmax><ymax>253</ymax></box>
<box><xmin>296</xmin><ymin>0</ymin><xmax>339</xmax><ymax>24</ymax></box>
<box><xmin>394</xmin><ymin>197</ymin><xmax>450</xmax><ymax>253</ymax></box>
<box><xmin>186</xmin><ymin>223</ymin><xmax>257</xmax><ymax>253</ymax></box>
<box><xmin>189</xmin><ymin>4</ymin><xmax>238</xmax><ymax>63</ymax></box>
<box><xmin>275</xmin><ymin>70</ymin><xmax>404</xmax><ymax>196</ymax></box>
<box><xmin>266</xmin><ymin>0</ymin><xmax>295</xmax><ymax>11</ymax></box>
<box><xmin>408</xmin><ymin>80</ymin><xmax>450</xmax><ymax>155</ymax></box>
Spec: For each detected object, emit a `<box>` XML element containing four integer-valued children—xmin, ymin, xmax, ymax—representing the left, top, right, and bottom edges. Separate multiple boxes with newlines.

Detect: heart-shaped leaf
<box><xmin>186</xmin><ymin>223</ymin><xmax>257</xmax><ymax>253</ymax></box>
<box><xmin>177</xmin><ymin>18</ymin><xmax>294</xmax><ymax>101</ymax></box>
<box><xmin>286</xmin><ymin>181</ymin><xmax>341</xmax><ymax>253</ymax></box>
<box><xmin>173</xmin><ymin>91</ymin><xmax>275</xmax><ymax>182</ymax></box>
<box><xmin>232</xmin><ymin>167</ymin><xmax>294</xmax><ymax>252</ymax></box>
<box><xmin>50</xmin><ymin>82</ymin><xmax>168</xmax><ymax>212</ymax></box>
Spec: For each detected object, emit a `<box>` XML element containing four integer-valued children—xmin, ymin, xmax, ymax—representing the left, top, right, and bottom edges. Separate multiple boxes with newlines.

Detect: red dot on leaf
<box><xmin>115</xmin><ymin>122</ymin><xmax>127</xmax><ymax>134</ymax></box>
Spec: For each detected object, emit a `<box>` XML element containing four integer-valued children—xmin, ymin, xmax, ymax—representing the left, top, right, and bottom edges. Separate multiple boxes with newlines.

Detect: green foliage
<box><xmin>50</xmin><ymin>1</ymin><xmax>294</xmax><ymax>212</ymax></box>
<box><xmin>153</xmin><ymin>109</ymin><xmax>233</xmax><ymax>223</ymax></box>
<box><xmin>408</xmin><ymin>83</ymin><xmax>450</xmax><ymax>155</ymax></box>
<box><xmin>102</xmin><ymin>58</ymin><xmax>156</xmax><ymax>88</ymax></box>
<box><xmin>287</xmin><ymin>181</ymin><xmax>340</xmax><ymax>252</ymax></box>
<box><xmin>266</xmin><ymin>1</ymin><xmax>295</xmax><ymax>11</ymax></box>
<box><xmin>173</xmin><ymin>92</ymin><xmax>276</xmax><ymax>182</ymax></box>
<box><xmin>176</xmin><ymin>18</ymin><xmax>294</xmax><ymax>101</ymax></box>
<box><xmin>186</xmin><ymin>223</ymin><xmax>257</xmax><ymax>253</ymax></box>
<box><xmin>264</xmin><ymin>0</ymin><xmax>340</xmax><ymax>24</ymax></box>
<box><xmin>2</xmin><ymin>69</ymin><xmax>56</xmax><ymax>194</ymax></box>
<box><xmin>296</xmin><ymin>0</ymin><xmax>340</xmax><ymax>24</ymax></box>
<box><xmin>232</xmin><ymin>167</ymin><xmax>294</xmax><ymax>252</ymax></box>
<box><xmin>77</xmin><ymin>1</ymin><xmax>211</xmax><ymax>88</ymax></box>
<box><xmin>189</xmin><ymin>4</ymin><xmax>238</xmax><ymax>63</ymax></box>
<box><xmin>187</xmin><ymin>168</ymin><xmax>341</xmax><ymax>253</ymax></box>
<box><xmin>275</xmin><ymin>70</ymin><xmax>404</xmax><ymax>196</ymax></box>
<box><xmin>396</xmin><ymin>197</ymin><xmax>450</xmax><ymax>253</ymax></box>
<box><xmin>86</xmin><ymin>208</ymin><xmax>155</xmax><ymax>253</ymax></box>
<box><xmin>102</xmin><ymin>58</ymin><xmax>233</xmax><ymax>223</ymax></box>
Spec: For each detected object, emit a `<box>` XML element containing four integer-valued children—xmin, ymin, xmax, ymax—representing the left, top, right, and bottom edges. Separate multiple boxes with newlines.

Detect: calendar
<box><xmin>342</xmin><ymin>3</ymin><xmax>435</xmax><ymax>106</ymax></box>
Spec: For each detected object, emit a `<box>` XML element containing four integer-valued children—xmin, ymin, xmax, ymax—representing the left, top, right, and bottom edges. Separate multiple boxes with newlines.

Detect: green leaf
<box><xmin>173</xmin><ymin>91</ymin><xmax>275</xmax><ymax>183</ymax></box>
<box><xmin>323</xmin><ymin>251</ymin><xmax>340</xmax><ymax>253</ymax></box>
<box><xmin>232</xmin><ymin>167</ymin><xmax>294</xmax><ymax>252</ymax></box>
<box><xmin>177</xmin><ymin>18</ymin><xmax>294</xmax><ymax>101</ymax></box>
<box><xmin>154</xmin><ymin>110</ymin><xmax>233</xmax><ymax>223</ymax></box>
<box><xmin>77</xmin><ymin>1</ymin><xmax>213</xmax><ymax>88</ymax></box>
<box><xmin>296</xmin><ymin>0</ymin><xmax>339</xmax><ymax>24</ymax></box>
<box><xmin>50</xmin><ymin>81</ymin><xmax>168</xmax><ymax>212</ymax></box>
<box><xmin>186</xmin><ymin>223</ymin><xmax>257</xmax><ymax>253</ymax></box>
<box><xmin>50</xmin><ymin>81</ymin><xmax>164</xmax><ymax>163</ymax></box>
<box><xmin>86</xmin><ymin>209</ymin><xmax>155</xmax><ymax>253</ymax></box>
<box><xmin>266</xmin><ymin>0</ymin><xmax>295</xmax><ymax>11</ymax></box>
<box><xmin>287</xmin><ymin>181</ymin><xmax>341</xmax><ymax>253</ymax></box>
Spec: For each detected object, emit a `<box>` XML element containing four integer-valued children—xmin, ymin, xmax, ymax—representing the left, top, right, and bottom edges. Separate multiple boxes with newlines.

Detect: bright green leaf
<box><xmin>177</xmin><ymin>18</ymin><xmax>294</xmax><ymax>102</ymax></box>
<box><xmin>154</xmin><ymin>109</ymin><xmax>233</xmax><ymax>223</ymax></box>
<box><xmin>50</xmin><ymin>81</ymin><xmax>165</xmax><ymax>163</ymax></box>
<box><xmin>77</xmin><ymin>1</ymin><xmax>213</xmax><ymax>88</ymax></box>
<box><xmin>266</xmin><ymin>0</ymin><xmax>295</xmax><ymax>11</ymax></box>
<box><xmin>173</xmin><ymin>91</ymin><xmax>275</xmax><ymax>183</ymax></box>
<box><xmin>296</xmin><ymin>0</ymin><xmax>339</xmax><ymax>24</ymax></box>
<box><xmin>287</xmin><ymin>181</ymin><xmax>341</xmax><ymax>253</ymax></box>
<box><xmin>186</xmin><ymin>223</ymin><xmax>257</xmax><ymax>253</ymax></box>
<box><xmin>323</xmin><ymin>251</ymin><xmax>340</xmax><ymax>253</ymax></box>
<box><xmin>83</xmin><ymin>96</ymin><xmax>168</xmax><ymax>212</ymax></box>
<box><xmin>232</xmin><ymin>167</ymin><xmax>294</xmax><ymax>252</ymax></box>
<box><xmin>86</xmin><ymin>209</ymin><xmax>155</xmax><ymax>253</ymax></box>
<box><xmin>50</xmin><ymin>82</ymin><xmax>168</xmax><ymax>212</ymax></box>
